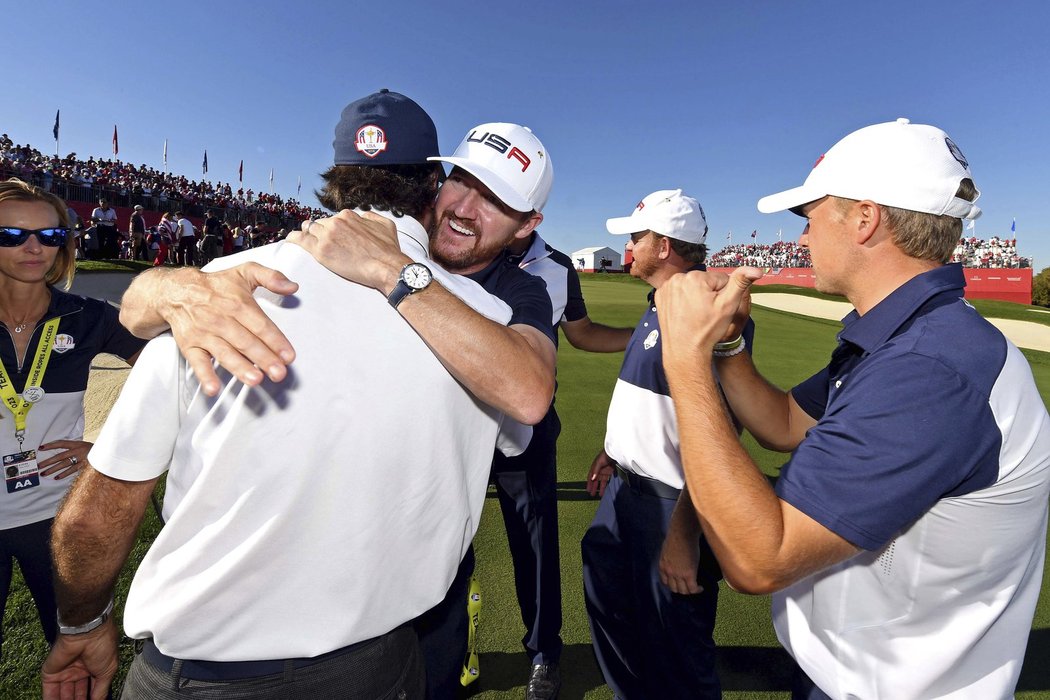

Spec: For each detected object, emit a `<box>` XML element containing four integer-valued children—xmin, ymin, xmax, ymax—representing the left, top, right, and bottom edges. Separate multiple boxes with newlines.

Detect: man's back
<box><xmin>89</xmin><ymin>221</ymin><xmax>515</xmax><ymax>661</ymax></box>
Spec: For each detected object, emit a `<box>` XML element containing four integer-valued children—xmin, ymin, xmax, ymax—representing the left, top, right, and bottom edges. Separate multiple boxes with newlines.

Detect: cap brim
<box><xmin>757</xmin><ymin>185</ymin><xmax>825</xmax><ymax>215</ymax></box>
<box><xmin>428</xmin><ymin>156</ymin><xmax>533</xmax><ymax>212</ymax></box>
<box><xmin>605</xmin><ymin>216</ymin><xmax>646</xmax><ymax>235</ymax></box>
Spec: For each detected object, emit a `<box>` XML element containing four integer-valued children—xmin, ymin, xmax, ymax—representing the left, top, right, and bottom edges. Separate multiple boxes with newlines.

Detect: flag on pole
<box><xmin>163</xmin><ymin>139</ymin><xmax>168</xmax><ymax>169</ymax></box>
<box><xmin>202</xmin><ymin>150</ymin><xmax>208</xmax><ymax>175</ymax></box>
<box><xmin>112</xmin><ymin>125</ymin><xmax>119</xmax><ymax>157</ymax></box>
<box><xmin>750</xmin><ymin>230</ymin><xmax>757</xmax><ymax>239</ymax></box>
<box><xmin>238</xmin><ymin>160</ymin><xmax>243</xmax><ymax>183</ymax></box>
<box><xmin>966</xmin><ymin>219</ymin><xmax>975</xmax><ymax>232</ymax></box>
<box><xmin>1011</xmin><ymin>218</ymin><xmax>1016</xmax><ymax>233</ymax></box>
<box><xmin>53</xmin><ymin>110</ymin><xmax>60</xmax><ymax>141</ymax></box>
<box><xmin>297</xmin><ymin>176</ymin><xmax>301</xmax><ymax>197</ymax></box>
<box><xmin>777</xmin><ymin>228</ymin><xmax>782</xmax><ymax>241</ymax></box>
<box><xmin>269</xmin><ymin>168</ymin><xmax>274</xmax><ymax>193</ymax></box>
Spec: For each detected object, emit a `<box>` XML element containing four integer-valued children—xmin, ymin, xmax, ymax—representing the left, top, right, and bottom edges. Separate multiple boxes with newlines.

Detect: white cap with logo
<box><xmin>757</xmin><ymin>118</ymin><xmax>981</xmax><ymax>220</ymax></box>
<box><xmin>606</xmin><ymin>189</ymin><xmax>708</xmax><ymax>244</ymax></box>
<box><xmin>429</xmin><ymin>123</ymin><xmax>553</xmax><ymax>213</ymax></box>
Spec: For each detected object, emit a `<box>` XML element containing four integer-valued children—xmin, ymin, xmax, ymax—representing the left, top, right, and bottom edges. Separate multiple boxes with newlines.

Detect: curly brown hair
<box><xmin>316</xmin><ymin>164</ymin><xmax>444</xmax><ymax>219</ymax></box>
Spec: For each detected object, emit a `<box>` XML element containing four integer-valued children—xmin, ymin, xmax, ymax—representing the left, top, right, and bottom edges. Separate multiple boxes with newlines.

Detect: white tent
<box><xmin>571</xmin><ymin>246</ymin><xmax>622</xmax><ymax>272</ymax></box>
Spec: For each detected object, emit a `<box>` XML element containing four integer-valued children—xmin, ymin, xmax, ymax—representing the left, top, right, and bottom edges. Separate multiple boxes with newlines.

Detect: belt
<box><xmin>615</xmin><ymin>465</ymin><xmax>681</xmax><ymax>500</ymax></box>
<box><xmin>140</xmin><ymin>636</ymin><xmax>372</xmax><ymax>681</ymax></box>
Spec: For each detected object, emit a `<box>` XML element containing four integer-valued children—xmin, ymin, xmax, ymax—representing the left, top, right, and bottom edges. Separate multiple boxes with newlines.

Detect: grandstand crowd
<box><xmin>0</xmin><ymin>133</ymin><xmax>326</xmax><ymax>233</ymax></box>
<box><xmin>707</xmin><ymin>236</ymin><xmax>1031</xmax><ymax>269</ymax></box>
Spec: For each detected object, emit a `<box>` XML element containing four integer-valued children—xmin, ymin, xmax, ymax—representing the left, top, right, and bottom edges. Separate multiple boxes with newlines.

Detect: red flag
<box><xmin>112</xmin><ymin>125</ymin><xmax>119</xmax><ymax>156</ymax></box>
<box><xmin>239</xmin><ymin>160</ymin><xmax>243</xmax><ymax>183</ymax></box>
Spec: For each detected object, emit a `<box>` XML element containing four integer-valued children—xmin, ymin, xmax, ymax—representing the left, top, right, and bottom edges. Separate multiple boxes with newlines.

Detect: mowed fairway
<box><xmin>1</xmin><ymin>275</ymin><xmax>1048</xmax><ymax>698</ymax></box>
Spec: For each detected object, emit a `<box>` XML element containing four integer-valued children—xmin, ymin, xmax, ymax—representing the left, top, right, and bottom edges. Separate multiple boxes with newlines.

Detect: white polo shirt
<box><xmin>90</xmin><ymin>211</ymin><xmax>524</xmax><ymax>661</ymax></box>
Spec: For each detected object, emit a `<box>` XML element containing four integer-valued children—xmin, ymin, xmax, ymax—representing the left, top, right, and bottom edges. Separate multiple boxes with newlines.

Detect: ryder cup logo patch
<box><xmin>355</xmin><ymin>125</ymin><xmax>388</xmax><ymax>158</ymax></box>
<box><xmin>52</xmin><ymin>334</ymin><xmax>75</xmax><ymax>354</ymax></box>
<box><xmin>643</xmin><ymin>329</ymin><xmax>659</xmax><ymax>350</ymax></box>
<box><xmin>944</xmin><ymin>137</ymin><xmax>968</xmax><ymax>169</ymax></box>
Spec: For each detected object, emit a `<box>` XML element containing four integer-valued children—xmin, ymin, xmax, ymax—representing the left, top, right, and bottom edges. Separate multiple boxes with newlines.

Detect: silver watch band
<box><xmin>57</xmin><ymin>598</ymin><xmax>114</xmax><ymax>635</ymax></box>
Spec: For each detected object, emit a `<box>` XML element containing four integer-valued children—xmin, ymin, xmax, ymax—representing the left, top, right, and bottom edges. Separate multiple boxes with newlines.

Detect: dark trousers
<box><xmin>121</xmin><ymin>624</ymin><xmax>424</xmax><ymax>699</ymax></box>
<box><xmin>582</xmin><ymin>474</ymin><xmax>721</xmax><ymax>700</ymax></box>
<box><xmin>98</xmin><ymin>225</ymin><xmax>118</xmax><ymax>259</ymax></box>
<box><xmin>0</xmin><ymin>518</ymin><xmax>58</xmax><ymax>658</ymax></box>
<box><xmin>490</xmin><ymin>406</ymin><xmax>563</xmax><ymax>665</ymax></box>
<box><xmin>178</xmin><ymin>237</ymin><xmax>196</xmax><ymax>266</ymax></box>
<box><xmin>415</xmin><ymin>547</ymin><xmax>475</xmax><ymax>699</ymax></box>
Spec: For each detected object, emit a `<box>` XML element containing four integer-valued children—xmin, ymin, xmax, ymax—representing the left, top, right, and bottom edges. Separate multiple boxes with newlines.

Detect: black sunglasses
<box><xmin>0</xmin><ymin>227</ymin><xmax>70</xmax><ymax>247</ymax></box>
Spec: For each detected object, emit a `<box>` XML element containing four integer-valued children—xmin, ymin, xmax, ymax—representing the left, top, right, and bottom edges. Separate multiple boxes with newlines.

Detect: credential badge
<box><xmin>22</xmin><ymin>386</ymin><xmax>45</xmax><ymax>403</ymax></box>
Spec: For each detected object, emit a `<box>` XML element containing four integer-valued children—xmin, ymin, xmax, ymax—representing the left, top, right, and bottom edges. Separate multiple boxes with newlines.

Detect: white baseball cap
<box><xmin>606</xmin><ymin>189</ymin><xmax>709</xmax><ymax>244</ymax></box>
<box><xmin>757</xmin><ymin>118</ymin><xmax>981</xmax><ymax>220</ymax></box>
<box><xmin>429</xmin><ymin>123</ymin><xmax>553</xmax><ymax>212</ymax></box>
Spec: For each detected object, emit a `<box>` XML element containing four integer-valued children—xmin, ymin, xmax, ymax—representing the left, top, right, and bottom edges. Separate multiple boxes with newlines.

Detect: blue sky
<box><xmin>4</xmin><ymin>0</ymin><xmax>1048</xmax><ymax>267</ymax></box>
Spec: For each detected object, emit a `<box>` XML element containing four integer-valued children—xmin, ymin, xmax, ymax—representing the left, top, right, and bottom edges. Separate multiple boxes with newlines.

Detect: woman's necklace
<box><xmin>3</xmin><ymin>292</ymin><xmax>51</xmax><ymax>334</ymax></box>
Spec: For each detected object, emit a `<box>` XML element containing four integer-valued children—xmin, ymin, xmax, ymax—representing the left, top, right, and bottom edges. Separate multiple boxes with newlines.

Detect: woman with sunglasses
<box><xmin>0</xmin><ymin>178</ymin><xmax>144</xmax><ymax>657</ymax></box>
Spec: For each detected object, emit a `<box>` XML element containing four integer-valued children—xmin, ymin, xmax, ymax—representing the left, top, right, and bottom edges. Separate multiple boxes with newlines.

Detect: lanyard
<box><xmin>0</xmin><ymin>318</ymin><xmax>60</xmax><ymax>448</ymax></box>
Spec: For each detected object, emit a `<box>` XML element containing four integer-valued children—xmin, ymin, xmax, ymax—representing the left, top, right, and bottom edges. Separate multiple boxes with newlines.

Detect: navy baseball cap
<box><xmin>332</xmin><ymin>89</ymin><xmax>439</xmax><ymax>166</ymax></box>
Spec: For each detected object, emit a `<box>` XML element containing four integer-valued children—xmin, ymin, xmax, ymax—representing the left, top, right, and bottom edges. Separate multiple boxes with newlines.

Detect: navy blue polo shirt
<box><xmin>466</xmin><ymin>252</ymin><xmax>556</xmax><ymax>345</ymax></box>
<box><xmin>605</xmin><ymin>265</ymin><xmax>755</xmax><ymax>487</ymax></box>
<box><xmin>783</xmin><ymin>264</ymin><xmax>1008</xmax><ymax>550</ymax></box>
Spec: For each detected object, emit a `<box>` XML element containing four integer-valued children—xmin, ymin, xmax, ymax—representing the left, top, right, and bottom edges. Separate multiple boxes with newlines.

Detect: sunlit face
<box><xmin>625</xmin><ymin>230</ymin><xmax>659</xmax><ymax>283</ymax></box>
<box><xmin>798</xmin><ymin>197</ymin><xmax>851</xmax><ymax>295</ymax></box>
<box><xmin>0</xmin><ymin>200</ymin><xmax>62</xmax><ymax>286</ymax></box>
<box><xmin>429</xmin><ymin>168</ymin><xmax>534</xmax><ymax>275</ymax></box>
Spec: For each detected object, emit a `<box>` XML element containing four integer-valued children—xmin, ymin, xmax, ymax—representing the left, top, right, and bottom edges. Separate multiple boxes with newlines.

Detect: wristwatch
<box><xmin>387</xmin><ymin>262</ymin><xmax>433</xmax><ymax>309</ymax></box>
<box><xmin>57</xmin><ymin>597</ymin><xmax>114</xmax><ymax>635</ymax></box>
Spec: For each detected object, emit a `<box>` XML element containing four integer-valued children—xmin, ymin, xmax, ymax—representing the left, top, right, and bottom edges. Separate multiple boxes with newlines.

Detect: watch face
<box><xmin>403</xmin><ymin>263</ymin><xmax>432</xmax><ymax>290</ymax></box>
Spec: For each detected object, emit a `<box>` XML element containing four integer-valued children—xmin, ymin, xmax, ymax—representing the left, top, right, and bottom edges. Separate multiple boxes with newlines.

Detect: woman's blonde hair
<box><xmin>0</xmin><ymin>178</ymin><xmax>77</xmax><ymax>289</ymax></box>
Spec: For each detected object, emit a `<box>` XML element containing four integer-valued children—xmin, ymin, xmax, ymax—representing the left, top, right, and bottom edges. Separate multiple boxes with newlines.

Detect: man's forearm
<box><xmin>713</xmin><ymin>351</ymin><xmax>812</xmax><ymax>452</ymax></box>
<box><xmin>51</xmin><ymin>467</ymin><xmax>158</xmax><ymax>625</ymax></box>
<box><xmin>561</xmin><ymin>316</ymin><xmax>632</xmax><ymax>353</ymax></box>
<box><xmin>669</xmin><ymin>362</ymin><xmax>856</xmax><ymax>594</ymax></box>
<box><xmin>668</xmin><ymin>362</ymin><xmax>793</xmax><ymax>592</ymax></box>
<box><xmin>399</xmin><ymin>282</ymin><xmax>556</xmax><ymax>425</ymax></box>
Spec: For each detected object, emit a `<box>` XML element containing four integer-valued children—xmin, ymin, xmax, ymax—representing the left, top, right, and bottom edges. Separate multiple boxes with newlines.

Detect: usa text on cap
<box><xmin>429</xmin><ymin>123</ymin><xmax>553</xmax><ymax>213</ymax></box>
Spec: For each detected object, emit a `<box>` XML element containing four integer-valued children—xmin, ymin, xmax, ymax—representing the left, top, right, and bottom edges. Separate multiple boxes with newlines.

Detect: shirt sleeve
<box><xmin>790</xmin><ymin>366</ymin><xmax>830</xmax><ymax>420</ymax></box>
<box><xmin>775</xmin><ymin>350</ymin><xmax>1002</xmax><ymax>550</ymax></box>
<box><xmin>88</xmin><ymin>335</ymin><xmax>185</xmax><ymax>481</ymax></box>
<box><xmin>562</xmin><ymin>265</ymin><xmax>588</xmax><ymax>323</ymax></box>
<box><xmin>507</xmin><ymin>273</ymin><xmax>556</xmax><ymax>345</ymax></box>
<box><xmin>95</xmin><ymin>300</ymin><xmax>147</xmax><ymax>361</ymax></box>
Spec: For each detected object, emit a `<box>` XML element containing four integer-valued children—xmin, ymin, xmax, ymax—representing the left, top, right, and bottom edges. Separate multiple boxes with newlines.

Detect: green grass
<box><xmin>74</xmin><ymin>260</ymin><xmax>156</xmax><ymax>274</ymax></box>
<box><xmin>2</xmin><ymin>276</ymin><xmax>1048</xmax><ymax>699</ymax></box>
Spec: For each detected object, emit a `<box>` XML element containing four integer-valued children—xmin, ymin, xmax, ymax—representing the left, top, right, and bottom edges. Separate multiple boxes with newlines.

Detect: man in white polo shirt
<box><xmin>41</xmin><ymin>90</ymin><xmax>537</xmax><ymax>700</ymax></box>
<box><xmin>657</xmin><ymin>119</ymin><xmax>1050</xmax><ymax>698</ymax></box>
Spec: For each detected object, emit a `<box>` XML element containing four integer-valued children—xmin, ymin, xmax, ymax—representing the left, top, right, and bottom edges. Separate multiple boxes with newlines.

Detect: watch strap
<box><xmin>387</xmin><ymin>280</ymin><xmax>414</xmax><ymax>309</ymax></box>
<box><xmin>57</xmin><ymin>597</ymin><xmax>114</xmax><ymax>635</ymax></box>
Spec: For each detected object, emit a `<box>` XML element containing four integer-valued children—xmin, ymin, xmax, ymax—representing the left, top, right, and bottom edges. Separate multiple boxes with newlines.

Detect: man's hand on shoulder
<box><xmin>288</xmin><ymin>210</ymin><xmax>409</xmax><ymax>295</ymax></box>
<box><xmin>119</xmin><ymin>264</ymin><xmax>299</xmax><ymax>396</ymax></box>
